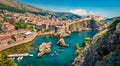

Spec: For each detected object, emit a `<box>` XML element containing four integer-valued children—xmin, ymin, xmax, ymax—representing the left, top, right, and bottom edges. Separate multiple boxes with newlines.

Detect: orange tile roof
<box><xmin>0</xmin><ymin>35</ymin><xmax>11</xmax><ymax>41</ymax></box>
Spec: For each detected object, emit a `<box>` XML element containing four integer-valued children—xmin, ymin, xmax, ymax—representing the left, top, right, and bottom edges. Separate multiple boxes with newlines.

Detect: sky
<box><xmin>18</xmin><ymin>0</ymin><xmax>120</xmax><ymax>18</ymax></box>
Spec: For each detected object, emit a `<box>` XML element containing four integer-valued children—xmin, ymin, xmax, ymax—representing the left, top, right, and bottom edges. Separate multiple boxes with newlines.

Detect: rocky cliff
<box><xmin>72</xmin><ymin>19</ymin><xmax>120</xmax><ymax>66</ymax></box>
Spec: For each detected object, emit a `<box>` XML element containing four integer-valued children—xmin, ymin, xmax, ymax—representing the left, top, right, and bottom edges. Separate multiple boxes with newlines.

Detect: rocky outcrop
<box><xmin>54</xmin><ymin>32</ymin><xmax>70</xmax><ymax>38</ymax></box>
<box><xmin>57</xmin><ymin>38</ymin><xmax>69</xmax><ymax>47</ymax></box>
<box><xmin>73</xmin><ymin>19</ymin><xmax>120</xmax><ymax>66</ymax></box>
<box><xmin>38</xmin><ymin>42</ymin><xmax>52</xmax><ymax>57</ymax></box>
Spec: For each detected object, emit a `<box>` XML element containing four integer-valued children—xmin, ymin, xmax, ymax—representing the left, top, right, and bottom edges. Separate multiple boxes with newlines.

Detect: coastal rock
<box><xmin>57</xmin><ymin>38</ymin><xmax>69</xmax><ymax>47</ymax></box>
<box><xmin>38</xmin><ymin>42</ymin><xmax>52</xmax><ymax>57</ymax></box>
<box><xmin>72</xmin><ymin>21</ymin><xmax>120</xmax><ymax>66</ymax></box>
<box><xmin>54</xmin><ymin>32</ymin><xmax>70</xmax><ymax>38</ymax></box>
<box><xmin>116</xmin><ymin>22</ymin><xmax>120</xmax><ymax>33</ymax></box>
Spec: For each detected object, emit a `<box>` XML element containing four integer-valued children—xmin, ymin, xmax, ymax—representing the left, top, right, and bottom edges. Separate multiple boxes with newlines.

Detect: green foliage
<box><xmin>11</xmin><ymin>35</ymin><xmax>16</xmax><ymax>41</ymax></box>
<box><xmin>99</xmin><ymin>19</ymin><xmax>106</xmax><ymax>24</ymax></box>
<box><xmin>35</xmin><ymin>28</ymin><xmax>40</xmax><ymax>32</ymax></box>
<box><xmin>90</xmin><ymin>18</ymin><xmax>96</xmax><ymax>24</ymax></box>
<box><xmin>108</xmin><ymin>18</ymin><xmax>120</xmax><ymax>31</ymax></box>
<box><xmin>3</xmin><ymin>16</ymin><xmax>8</xmax><ymax>22</ymax></box>
<box><xmin>84</xmin><ymin>38</ymin><xmax>92</xmax><ymax>46</ymax></box>
<box><xmin>27</xmin><ymin>25</ymin><xmax>34</xmax><ymax>31</ymax></box>
<box><xmin>15</xmin><ymin>21</ymin><xmax>27</xmax><ymax>30</ymax></box>
<box><xmin>41</xmin><ymin>29</ymin><xmax>50</xmax><ymax>33</ymax></box>
<box><xmin>74</xmin><ymin>43</ymin><xmax>82</xmax><ymax>54</ymax></box>
<box><xmin>8</xmin><ymin>41</ymin><xmax>11</xmax><ymax>44</ymax></box>
<box><xmin>3</xmin><ymin>16</ymin><xmax>13</xmax><ymax>23</ymax></box>
<box><xmin>0</xmin><ymin>23</ymin><xmax>3</xmax><ymax>33</ymax></box>
<box><xmin>100</xmin><ymin>20</ymin><xmax>106</xmax><ymax>23</ymax></box>
<box><xmin>0</xmin><ymin>3</ymin><xmax>26</xmax><ymax>13</ymax></box>
<box><xmin>31</xmin><ymin>12</ymin><xmax>81</xmax><ymax>20</ymax></box>
<box><xmin>75</xmin><ymin>43</ymin><xmax>80</xmax><ymax>49</ymax></box>
<box><xmin>0</xmin><ymin>52</ymin><xmax>17</xmax><ymax>66</ymax></box>
<box><xmin>103</xmin><ymin>18</ymin><xmax>120</xmax><ymax>39</ymax></box>
<box><xmin>41</xmin><ymin>30</ymin><xmax>45</xmax><ymax>33</ymax></box>
<box><xmin>0</xmin><ymin>22</ymin><xmax>2</xmax><ymax>30</ymax></box>
<box><xmin>90</xmin><ymin>18</ymin><xmax>97</xmax><ymax>29</ymax></box>
<box><xmin>15</xmin><ymin>20</ymin><xmax>37</xmax><ymax>31</ymax></box>
<box><xmin>20</xmin><ymin>22</ymin><xmax>27</xmax><ymax>29</ymax></box>
<box><xmin>2</xmin><ymin>42</ymin><xmax>33</xmax><ymax>54</ymax></box>
<box><xmin>44</xmin><ymin>29</ymin><xmax>50</xmax><ymax>32</ymax></box>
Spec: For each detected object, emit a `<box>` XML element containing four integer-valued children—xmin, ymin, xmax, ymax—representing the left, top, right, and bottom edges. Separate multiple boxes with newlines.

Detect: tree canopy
<box><xmin>84</xmin><ymin>38</ymin><xmax>92</xmax><ymax>46</ymax></box>
<box><xmin>15</xmin><ymin>20</ymin><xmax>35</xmax><ymax>31</ymax></box>
<box><xmin>0</xmin><ymin>52</ymin><xmax>17</xmax><ymax>66</ymax></box>
<box><xmin>15</xmin><ymin>21</ymin><xmax>27</xmax><ymax>30</ymax></box>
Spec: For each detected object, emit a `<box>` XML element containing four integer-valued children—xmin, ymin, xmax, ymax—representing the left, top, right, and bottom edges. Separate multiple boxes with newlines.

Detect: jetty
<box><xmin>8</xmin><ymin>53</ymin><xmax>33</xmax><ymax>57</ymax></box>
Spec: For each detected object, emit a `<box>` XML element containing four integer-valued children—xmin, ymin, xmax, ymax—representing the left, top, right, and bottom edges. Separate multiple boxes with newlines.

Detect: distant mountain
<box><xmin>106</xmin><ymin>18</ymin><xmax>112</xmax><ymax>23</ymax></box>
<box><xmin>106</xmin><ymin>16</ymin><xmax>120</xmax><ymax>23</ymax></box>
<box><xmin>0</xmin><ymin>0</ymin><xmax>81</xmax><ymax>20</ymax></box>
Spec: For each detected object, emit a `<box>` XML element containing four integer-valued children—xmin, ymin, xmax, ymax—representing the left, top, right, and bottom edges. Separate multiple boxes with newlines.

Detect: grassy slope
<box><xmin>0</xmin><ymin>0</ymin><xmax>81</xmax><ymax>20</ymax></box>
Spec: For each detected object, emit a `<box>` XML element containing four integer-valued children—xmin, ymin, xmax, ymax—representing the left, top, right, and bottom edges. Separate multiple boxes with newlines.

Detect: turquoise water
<box><xmin>15</xmin><ymin>30</ymin><xmax>99</xmax><ymax>66</ymax></box>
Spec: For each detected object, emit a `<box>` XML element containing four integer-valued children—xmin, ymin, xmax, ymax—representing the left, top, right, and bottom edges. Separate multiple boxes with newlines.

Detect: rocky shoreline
<box><xmin>72</xmin><ymin>20</ymin><xmax>120</xmax><ymax>66</ymax></box>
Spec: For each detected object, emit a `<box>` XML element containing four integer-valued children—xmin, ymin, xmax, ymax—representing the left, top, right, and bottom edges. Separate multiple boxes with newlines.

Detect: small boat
<box><xmin>54</xmin><ymin>51</ymin><xmax>59</xmax><ymax>56</ymax></box>
<box><xmin>51</xmin><ymin>51</ymin><xmax>60</xmax><ymax>56</ymax></box>
<box><xmin>55</xmin><ymin>53</ymin><xmax>59</xmax><ymax>56</ymax></box>
<box><xmin>17</xmin><ymin>57</ymin><xmax>21</xmax><ymax>61</ymax></box>
<box><xmin>20</xmin><ymin>57</ymin><xmax>23</xmax><ymax>60</ymax></box>
<box><xmin>17</xmin><ymin>57</ymin><xmax>23</xmax><ymax>62</ymax></box>
<box><xmin>12</xmin><ymin>57</ymin><xmax>15</xmax><ymax>60</ymax></box>
<box><xmin>51</xmin><ymin>53</ymin><xmax>54</xmax><ymax>56</ymax></box>
<box><xmin>29</xmin><ymin>54</ymin><xmax>34</xmax><ymax>56</ymax></box>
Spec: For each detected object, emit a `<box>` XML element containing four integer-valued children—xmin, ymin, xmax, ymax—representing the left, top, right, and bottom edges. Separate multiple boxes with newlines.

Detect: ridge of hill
<box><xmin>0</xmin><ymin>0</ymin><xmax>81</xmax><ymax>20</ymax></box>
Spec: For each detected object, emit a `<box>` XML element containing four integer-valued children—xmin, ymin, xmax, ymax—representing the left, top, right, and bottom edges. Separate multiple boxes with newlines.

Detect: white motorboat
<box><xmin>29</xmin><ymin>54</ymin><xmax>34</xmax><ymax>56</ymax></box>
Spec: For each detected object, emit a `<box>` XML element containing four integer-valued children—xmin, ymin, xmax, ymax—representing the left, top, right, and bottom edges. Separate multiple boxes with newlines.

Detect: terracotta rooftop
<box><xmin>0</xmin><ymin>35</ymin><xmax>11</xmax><ymax>41</ymax></box>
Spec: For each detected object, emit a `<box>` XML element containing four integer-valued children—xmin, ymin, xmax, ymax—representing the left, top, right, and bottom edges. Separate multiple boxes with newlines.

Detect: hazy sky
<box><xmin>18</xmin><ymin>0</ymin><xmax>120</xmax><ymax>18</ymax></box>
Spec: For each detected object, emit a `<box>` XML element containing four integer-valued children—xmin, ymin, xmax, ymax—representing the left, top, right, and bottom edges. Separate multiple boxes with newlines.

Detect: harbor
<box><xmin>13</xmin><ymin>30</ymin><xmax>99</xmax><ymax>66</ymax></box>
<box><xmin>8</xmin><ymin>53</ymin><xmax>34</xmax><ymax>62</ymax></box>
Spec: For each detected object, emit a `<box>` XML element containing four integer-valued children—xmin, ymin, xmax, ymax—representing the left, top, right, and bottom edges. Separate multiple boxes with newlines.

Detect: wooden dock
<box><xmin>8</xmin><ymin>53</ymin><xmax>30</xmax><ymax>57</ymax></box>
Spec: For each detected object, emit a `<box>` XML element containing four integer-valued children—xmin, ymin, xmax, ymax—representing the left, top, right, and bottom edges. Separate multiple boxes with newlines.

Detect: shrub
<box><xmin>84</xmin><ymin>38</ymin><xmax>92</xmax><ymax>46</ymax></box>
<box><xmin>0</xmin><ymin>52</ymin><xmax>17</xmax><ymax>66</ymax></box>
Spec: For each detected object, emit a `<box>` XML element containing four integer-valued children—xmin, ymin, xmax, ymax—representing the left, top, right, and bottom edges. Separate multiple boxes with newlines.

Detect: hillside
<box><xmin>73</xmin><ymin>18</ymin><xmax>120</xmax><ymax>66</ymax></box>
<box><xmin>0</xmin><ymin>0</ymin><xmax>81</xmax><ymax>20</ymax></box>
<box><xmin>106</xmin><ymin>16</ymin><xmax>120</xmax><ymax>22</ymax></box>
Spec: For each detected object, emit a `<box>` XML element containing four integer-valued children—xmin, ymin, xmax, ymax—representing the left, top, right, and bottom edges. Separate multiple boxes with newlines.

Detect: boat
<box><xmin>29</xmin><ymin>54</ymin><xmax>34</xmax><ymax>56</ymax></box>
<box><xmin>51</xmin><ymin>53</ymin><xmax>54</xmax><ymax>56</ymax></box>
<box><xmin>55</xmin><ymin>53</ymin><xmax>59</xmax><ymax>56</ymax></box>
<box><xmin>17</xmin><ymin>57</ymin><xmax>21</xmax><ymax>61</ymax></box>
<box><xmin>12</xmin><ymin>57</ymin><xmax>15</xmax><ymax>60</ymax></box>
<box><xmin>17</xmin><ymin>57</ymin><xmax>23</xmax><ymax>62</ymax></box>
<box><xmin>20</xmin><ymin>57</ymin><xmax>23</xmax><ymax>60</ymax></box>
<box><xmin>51</xmin><ymin>51</ymin><xmax>59</xmax><ymax>56</ymax></box>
